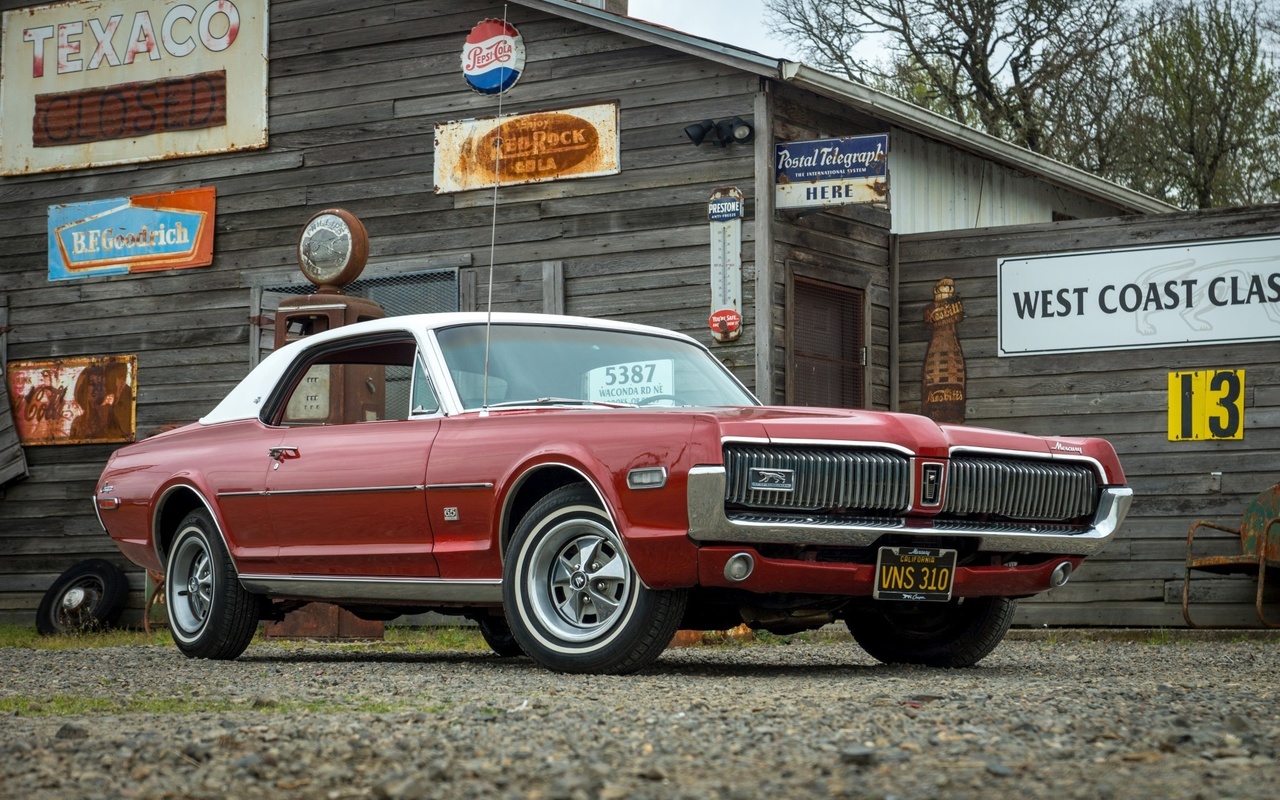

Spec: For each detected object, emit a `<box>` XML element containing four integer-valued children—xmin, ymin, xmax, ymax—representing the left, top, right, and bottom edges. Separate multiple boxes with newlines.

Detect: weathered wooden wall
<box><xmin>897</xmin><ymin>206</ymin><xmax>1280</xmax><ymax>627</ymax></box>
<box><xmin>0</xmin><ymin>0</ymin><xmax>763</xmax><ymax>623</ymax></box>
<box><xmin>765</xmin><ymin>84</ymin><xmax>892</xmax><ymax>406</ymax></box>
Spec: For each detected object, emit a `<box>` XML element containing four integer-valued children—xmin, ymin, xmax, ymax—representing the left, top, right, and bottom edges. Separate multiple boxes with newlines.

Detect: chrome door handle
<box><xmin>268</xmin><ymin>446</ymin><xmax>299</xmax><ymax>461</ymax></box>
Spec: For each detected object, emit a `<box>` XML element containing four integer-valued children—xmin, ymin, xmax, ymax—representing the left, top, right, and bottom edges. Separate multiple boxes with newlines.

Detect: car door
<box><xmin>262</xmin><ymin>335</ymin><xmax>442</xmax><ymax>578</ymax></box>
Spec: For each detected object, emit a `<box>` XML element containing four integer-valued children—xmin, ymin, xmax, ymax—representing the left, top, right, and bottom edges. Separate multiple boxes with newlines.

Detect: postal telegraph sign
<box><xmin>998</xmin><ymin>236</ymin><xmax>1280</xmax><ymax>356</ymax></box>
<box><xmin>1</xmin><ymin>0</ymin><xmax>268</xmax><ymax>175</ymax></box>
<box><xmin>774</xmin><ymin>134</ymin><xmax>889</xmax><ymax>210</ymax></box>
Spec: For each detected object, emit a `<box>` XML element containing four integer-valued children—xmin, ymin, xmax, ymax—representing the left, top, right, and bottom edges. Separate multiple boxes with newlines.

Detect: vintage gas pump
<box><xmin>264</xmin><ymin>208</ymin><xmax>386</xmax><ymax>640</ymax></box>
<box><xmin>274</xmin><ymin>208</ymin><xmax>386</xmax><ymax>425</ymax></box>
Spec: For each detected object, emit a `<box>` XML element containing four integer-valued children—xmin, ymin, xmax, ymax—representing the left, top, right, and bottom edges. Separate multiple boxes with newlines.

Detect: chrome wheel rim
<box><xmin>526</xmin><ymin>517</ymin><xmax>632</xmax><ymax>643</ymax></box>
<box><xmin>54</xmin><ymin>578</ymin><xmax>104</xmax><ymax>629</ymax></box>
<box><xmin>168</xmin><ymin>531</ymin><xmax>214</xmax><ymax>636</ymax></box>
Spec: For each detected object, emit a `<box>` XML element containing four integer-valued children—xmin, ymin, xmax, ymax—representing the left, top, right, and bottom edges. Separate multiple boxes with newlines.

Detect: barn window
<box><xmin>787</xmin><ymin>275</ymin><xmax>866</xmax><ymax>408</ymax></box>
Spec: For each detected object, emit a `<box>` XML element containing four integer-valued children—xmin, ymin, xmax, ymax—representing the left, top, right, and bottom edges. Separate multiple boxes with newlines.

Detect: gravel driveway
<box><xmin>1</xmin><ymin>631</ymin><xmax>1276</xmax><ymax>800</ymax></box>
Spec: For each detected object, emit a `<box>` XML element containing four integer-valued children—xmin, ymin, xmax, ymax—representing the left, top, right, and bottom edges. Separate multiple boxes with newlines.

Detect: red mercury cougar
<box><xmin>96</xmin><ymin>313</ymin><xmax>1132</xmax><ymax>673</ymax></box>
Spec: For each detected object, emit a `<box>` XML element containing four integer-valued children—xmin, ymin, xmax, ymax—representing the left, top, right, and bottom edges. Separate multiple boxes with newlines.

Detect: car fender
<box><xmin>149</xmin><ymin>477</ymin><xmax>236</xmax><ymax>572</ymax></box>
<box><xmin>497</xmin><ymin>441</ymin><xmax>700</xmax><ymax>589</ymax></box>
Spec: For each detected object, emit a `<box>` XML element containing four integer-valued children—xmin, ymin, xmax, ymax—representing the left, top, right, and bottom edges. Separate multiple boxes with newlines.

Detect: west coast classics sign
<box><xmin>1</xmin><ymin>0</ymin><xmax>268</xmax><ymax>175</ymax></box>
<box><xmin>998</xmin><ymin>236</ymin><xmax>1280</xmax><ymax>356</ymax></box>
<box><xmin>48</xmin><ymin>187</ymin><xmax>215</xmax><ymax>281</ymax></box>
<box><xmin>775</xmin><ymin>134</ymin><xmax>889</xmax><ymax>210</ymax></box>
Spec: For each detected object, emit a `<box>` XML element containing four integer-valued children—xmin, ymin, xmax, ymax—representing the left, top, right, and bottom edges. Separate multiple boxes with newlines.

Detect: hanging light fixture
<box><xmin>684</xmin><ymin>117</ymin><xmax>755</xmax><ymax>147</ymax></box>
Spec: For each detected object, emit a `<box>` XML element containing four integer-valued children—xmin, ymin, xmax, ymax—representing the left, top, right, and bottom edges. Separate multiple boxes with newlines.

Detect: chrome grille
<box><xmin>943</xmin><ymin>457</ymin><xmax>1097</xmax><ymax>521</ymax></box>
<box><xmin>723</xmin><ymin>444</ymin><xmax>912</xmax><ymax>513</ymax></box>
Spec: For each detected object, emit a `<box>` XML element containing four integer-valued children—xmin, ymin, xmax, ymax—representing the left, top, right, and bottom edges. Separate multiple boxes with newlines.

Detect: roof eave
<box><xmin>780</xmin><ymin>63</ymin><xmax>1177</xmax><ymax>215</ymax></box>
<box><xmin>511</xmin><ymin>4</ymin><xmax>1174</xmax><ymax>215</ymax></box>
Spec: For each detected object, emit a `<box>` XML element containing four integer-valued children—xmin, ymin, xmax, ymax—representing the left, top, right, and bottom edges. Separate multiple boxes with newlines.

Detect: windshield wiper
<box><xmin>485</xmin><ymin>397</ymin><xmax>637</xmax><ymax>409</ymax></box>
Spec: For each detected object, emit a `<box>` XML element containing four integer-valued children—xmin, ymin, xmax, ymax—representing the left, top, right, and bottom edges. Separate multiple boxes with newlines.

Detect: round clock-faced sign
<box><xmin>462</xmin><ymin>19</ymin><xmax>525</xmax><ymax>95</ymax></box>
<box><xmin>297</xmin><ymin>208</ymin><xmax>369</xmax><ymax>290</ymax></box>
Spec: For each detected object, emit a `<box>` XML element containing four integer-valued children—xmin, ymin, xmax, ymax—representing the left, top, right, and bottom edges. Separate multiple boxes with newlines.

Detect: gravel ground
<box><xmin>1</xmin><ymin>631</ymin><xmax>1277</xmax><ymax>800</ymax></box>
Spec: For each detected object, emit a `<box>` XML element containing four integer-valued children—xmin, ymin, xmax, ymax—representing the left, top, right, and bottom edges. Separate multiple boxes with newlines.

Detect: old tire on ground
<box><xmin>165</xmin><ymin>509</ymin><xmax>259</xmax><ymax>660</ymax></box>
<box><xmin>504</xmin><ymin>484</ymin><xmax>687</xmax><ymax>674</ymax></box>
<box><xmin>36</xmin><ymin>559</ymin><xmax>129</xmax><ymax>635</ymax></box>
<box><xmin>478</xmin><ymin>615</ymin><xmax>524</xmax><ymax>657</ymax></box>
<box><xmin>846</xmin><ymin>596</ymin><xmax>1017</xmax><ymax>668</ymax></box>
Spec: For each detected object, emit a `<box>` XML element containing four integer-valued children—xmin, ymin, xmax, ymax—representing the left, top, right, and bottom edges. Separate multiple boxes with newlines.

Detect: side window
<box><xmin>274</xmin><ymin>337</ymin><xmax>417</xmax><ymax>426</ymax></box>
<box><xmin>411</xmin><ymin>354</ymin><xmax>440</xmax><ymax>415</ymax></box>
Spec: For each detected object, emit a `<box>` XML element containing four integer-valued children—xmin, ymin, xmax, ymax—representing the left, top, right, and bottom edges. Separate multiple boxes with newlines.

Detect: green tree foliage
<box><xmin>766</xmin><ymin>0</ymin><xmax>1280</xmax><ymax>208</ymax></box>
<box><xmin>1119</xmin><ymin>1</ymin><xmax>1280</xmax><ymax>207</ymax></box>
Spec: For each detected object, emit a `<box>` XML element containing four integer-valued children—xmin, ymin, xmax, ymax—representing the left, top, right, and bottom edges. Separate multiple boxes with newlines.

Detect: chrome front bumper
<box><xmin>686</xmin><ymin>466</ymin><xmax>1133</xmax><ymax>556</ymax></box>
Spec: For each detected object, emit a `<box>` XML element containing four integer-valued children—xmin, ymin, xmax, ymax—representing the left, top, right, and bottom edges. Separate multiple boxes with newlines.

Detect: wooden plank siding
<box><xmin>766</xmin><ymin>84</ymin><xmax>892</xmax><ymax>406</ymax></box>
<box><xmin>0</xmin><ymin>0</ymin><xmax>768</xmax><ymax>623</ymax></box>
<box><xmin>895</xmin><ymin>205</ymin><xmax>1280</xmax><ymax>627</ymax></box>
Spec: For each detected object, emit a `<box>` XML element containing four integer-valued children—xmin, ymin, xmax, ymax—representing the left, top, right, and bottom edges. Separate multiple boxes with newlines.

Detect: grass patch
<box><xmin>0</xmin><ymin>624</ymin><xmax>171</xmax><ymax>650</ymax></box>
<box><xmin>0</xmin><ymin>623</ymin><xmax>493</xmax><ymax>652</ymax></box>
<box><xmin>383</xmin><ymin>626</ymin><xmax>488</xmax><ymax>652</ymax></box>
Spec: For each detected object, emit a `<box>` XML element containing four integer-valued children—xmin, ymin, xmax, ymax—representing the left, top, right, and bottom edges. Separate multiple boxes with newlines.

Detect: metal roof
<box><xmin>514</xmin><ymin>0</ymin><xmax>1175</xmax><ymax>215</ymax></box>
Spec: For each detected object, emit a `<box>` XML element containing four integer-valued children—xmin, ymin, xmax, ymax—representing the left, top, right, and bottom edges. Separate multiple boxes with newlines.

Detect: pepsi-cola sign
<box><xmin>462</xmin><ymin>19</ymin><xmax>525</xmax><ymax>95</ymax></box>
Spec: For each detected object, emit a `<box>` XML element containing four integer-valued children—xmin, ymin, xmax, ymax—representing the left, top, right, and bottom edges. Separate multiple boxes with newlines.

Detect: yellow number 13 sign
<box><xmin>1168</xmin><ymin>370</ymin><xmax>1245</xmax><ymax>441</ymax></box>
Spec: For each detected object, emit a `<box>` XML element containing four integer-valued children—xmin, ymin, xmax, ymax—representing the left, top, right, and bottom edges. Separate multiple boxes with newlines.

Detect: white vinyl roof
<box><xmin>199</xmin><ymin>312</ymin><xmax>700</xmax><ymax>425</ymax></box>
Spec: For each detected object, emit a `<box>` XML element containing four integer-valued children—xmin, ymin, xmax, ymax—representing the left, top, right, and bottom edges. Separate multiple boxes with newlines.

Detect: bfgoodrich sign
<box><xmin>998</xmin><ymin>236</ymin><xmax>1280</xmax><ymax>356</ymax></box>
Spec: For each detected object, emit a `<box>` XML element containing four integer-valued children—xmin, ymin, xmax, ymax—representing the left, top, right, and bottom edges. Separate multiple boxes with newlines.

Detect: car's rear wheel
<box><xmin>845</xmin><ymin>596</ymin><xmax>1016</xmax><ymax>668</ymax></box>
<box><xmin>166</xmin><ymin>509</ymin><xmax>259</xmax><ymax>660</ymax></box>
<box><xmin>503</xmin><ymin>484</ymin><xmax>687</xmax><ymax>674</ymax></box>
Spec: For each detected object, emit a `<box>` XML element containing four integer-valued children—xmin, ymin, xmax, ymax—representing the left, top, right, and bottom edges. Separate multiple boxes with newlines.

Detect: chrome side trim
<box><xmin>687</xmin><ymin>466</ymin><xmax>1133</xmax><ymax>556</ymax></box>
<box><xmin>265</xmin><ymin>485</ymin><xmax>424</xmax><ymax>497</ymax></box>
<box><xmin>426</xmin><ymin>483</ymin><xmax>495</xmax><ymax>490</ymax></box>
<box><xmin>237</xmin><ymin>575</ymin><xmax>503</xmax><ymax>604</ymax></box>
<box><xmin>218</xmin><ymin>485</ymin><xmax>424</xmax><ymax>499</ymax></box>
<box><xmin>92</xmin><ymin>492</ymin><xmax>107</xmax><ymax>532</ymax></box>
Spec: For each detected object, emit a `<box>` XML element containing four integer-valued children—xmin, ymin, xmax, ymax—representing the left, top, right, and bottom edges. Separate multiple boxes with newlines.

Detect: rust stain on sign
<box><xmin>33</xmin><ymin>71</ymin><xmax>227</xmax><ymax>147</ymax></box>
<box><xmin>435</xmin><ymin>103</ymin><xmax>620</xmax><ymax>193</ymax></box>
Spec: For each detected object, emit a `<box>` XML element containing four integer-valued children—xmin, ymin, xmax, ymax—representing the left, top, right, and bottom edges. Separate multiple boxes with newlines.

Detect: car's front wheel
<box><xmin>166</xmin><ymin>509</ymin><xmax>259</xmax><ymax>660</ymax></box>
<box><xmin>845</xmin><ymin>596</ymin><xmax>1016</xmax><ymax>668</ymax></box>
<box><xmin>503</xmin><ymin>485</ymin><xmax>687</xmax><ymax>674</ymax></box>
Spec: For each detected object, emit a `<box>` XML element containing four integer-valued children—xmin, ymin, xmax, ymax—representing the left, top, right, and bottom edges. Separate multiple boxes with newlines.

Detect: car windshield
<box><xmin>434</xmin><ymin>323</ymin><xmax>758</xmax><ymax>410</ymax></box>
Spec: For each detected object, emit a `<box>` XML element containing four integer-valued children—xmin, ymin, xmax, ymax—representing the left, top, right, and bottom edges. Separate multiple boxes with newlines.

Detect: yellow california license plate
<box><xmin>873</xmin><ymin>547</ymin><xmax>957</xmax><ymax>602</ymax></box>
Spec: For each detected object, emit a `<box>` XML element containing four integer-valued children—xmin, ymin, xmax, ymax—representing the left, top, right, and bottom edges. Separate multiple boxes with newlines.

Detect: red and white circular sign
<box><xmin>709</xmin><ymin>308</ymin><xmax>742</xmax><ymax>340</ymax></box>
<box><xmin>462</xmin><ymin>19</ymin><xmax>525</xmax><ymax>95</ymax></box>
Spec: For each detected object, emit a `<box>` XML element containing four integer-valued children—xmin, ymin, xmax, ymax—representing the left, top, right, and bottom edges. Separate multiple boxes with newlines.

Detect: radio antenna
<box><xmin>480</xmin><ymin>4</ymin><xmax>511</xmax><ymax>416</ymax></box>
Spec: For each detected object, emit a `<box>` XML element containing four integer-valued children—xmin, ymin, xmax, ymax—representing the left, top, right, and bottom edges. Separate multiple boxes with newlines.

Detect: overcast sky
<box><xmin>626</xmin><ymin>1</ymin><xmax>801</xmax><ymax>59</ymax></box>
